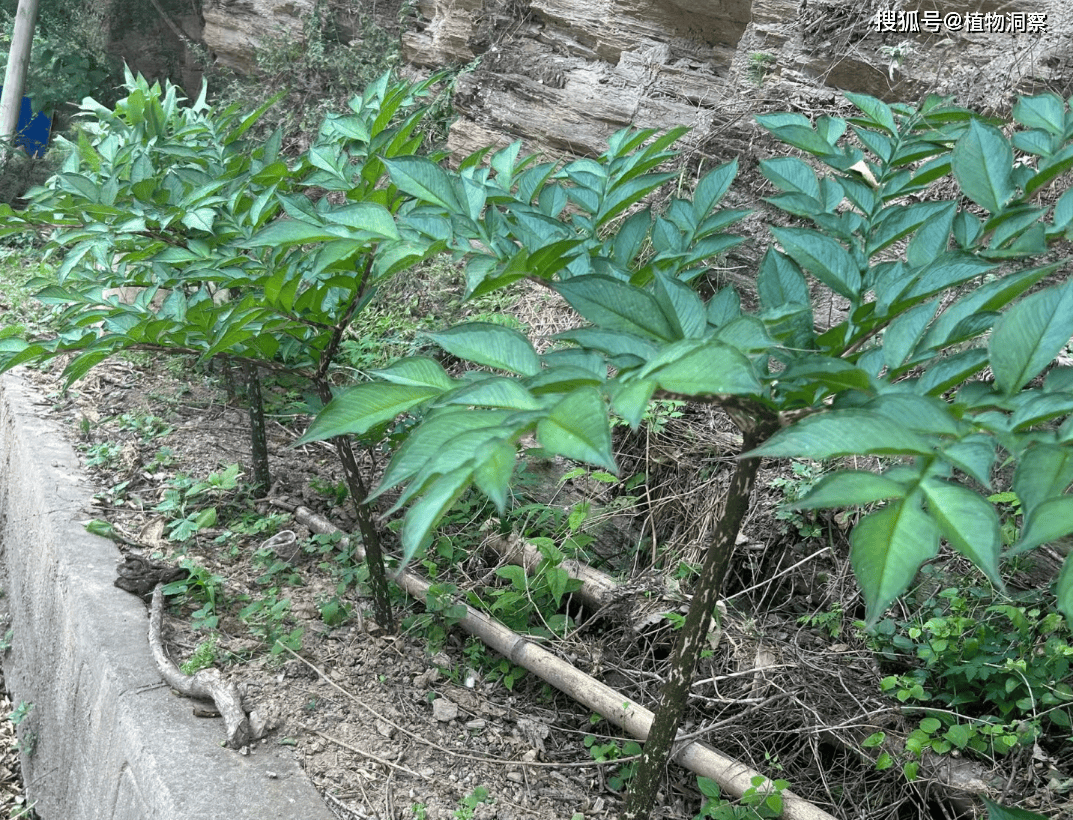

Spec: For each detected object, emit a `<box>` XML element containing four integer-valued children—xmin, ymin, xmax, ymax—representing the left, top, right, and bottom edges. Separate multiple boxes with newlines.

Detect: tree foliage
<box><xmin>295</xmin><ymin>92</ymin><xmax>1073</xmax><ymax>626</ymax></box>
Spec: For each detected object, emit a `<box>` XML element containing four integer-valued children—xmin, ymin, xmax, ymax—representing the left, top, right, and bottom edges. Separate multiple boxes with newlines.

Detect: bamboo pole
<box><xmin>285</xmin><ymin>504</ymin><xmax>838</xmax><ymax>820</ymax></box>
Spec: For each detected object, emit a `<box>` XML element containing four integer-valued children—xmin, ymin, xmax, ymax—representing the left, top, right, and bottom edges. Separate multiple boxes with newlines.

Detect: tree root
<box><xmin>148</xmin><ymin>584</ymin><xmax>251</xmax><ymax>749</ymax></box>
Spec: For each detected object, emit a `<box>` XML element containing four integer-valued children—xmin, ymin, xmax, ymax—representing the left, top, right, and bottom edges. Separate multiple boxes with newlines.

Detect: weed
<box><xmin>470</xmin><ymin>540</ymin><xmax>582</xmax><ymax>638</ymax></box>
<box><xmin>988</xmin><ymin>491</ymin><xmax>1023</xmax><ymax>547</ymax></box>
<box><xmin>154</xmin><ymin>464</ymin><xmax>245</xmax><ymax>544</ymax></box>
<box><xmin>747</xmin><ymin>53</ymin><xmax>777</xmax><ymax>87</ymax></box>
<box><xmin>310</xmin><ymin>477</ymin><xmax>349</xmax><ymax>506</ymax></box>
<box><xmin>770</xmin><ymin>460</ymin><xmax>825</xmax><ymax>540</ymax></box>
<box><xmin>868</xmin><ymin>577</ymin><xmax>1073</xmax><ymax>768</ymax></box>
<box><xmin>161</xmin><ymin>560</ymin><xmax>226</xmax><ymax>631</ymax></box>
<box><xmin>798</xmin><ymin>604</ymin><xmax>845</xmax><ymax>640</ymax></box>
<box><xmin>115</xmin><ymin>411</ymin><xmax>173</xmax><ymax>443</ymax></box>
<box><xmin>239</xmin><ymin>588</ymin><xmax>303</xmax><ymax>654</ymax></box>
<box><xmin>8</xmin><ymin>701</ymin><xmax>32</xmax><ymax>725</ymax></box>
<box><xmin>81</xmin><ymin>441</ymin><xmax>122</xmax><ymax>469</ymax></box>
<box><xmin>584</xmin><ymin>728</ymin><xmax>643</xmax><ymax>793</ymax></box>
<box><xmin>402</xmin><ymin>582</ymin><xmax>468</xmax><ymax>650</ymax></box>
<box><xmin>694</xmin><ymin>775</ymin><xmax>789</xmax><ymax>819</ymax></box>
<box><xmin>181</xmin><ymin>634</ymin><xmax>220</xmax><ymax>674</ymax></box>
<box><xmin>147</xmin><ymin>446</ymin><xmax>177</xmax><ymax>471</ymax></box>
<box><xmin>0</xmin><ymin>628</ymin><xmax>12</xmax><ymax>653</ymax></box>
<box><xmin>318</xmin><ymin>597</ymin><xmax>352</xmax><ymax>627</ymax></box>
<box><xmin>453</xmin><ymin>786</ymin><xmax>491</xmax><ymax>820</ymax></box>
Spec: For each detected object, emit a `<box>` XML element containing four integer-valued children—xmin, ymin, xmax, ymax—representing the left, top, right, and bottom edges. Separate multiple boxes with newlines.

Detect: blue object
<box><xmin>0</xmin><ymin>87</ymin><xmax>51</xmax><ymax>158</ymax></box>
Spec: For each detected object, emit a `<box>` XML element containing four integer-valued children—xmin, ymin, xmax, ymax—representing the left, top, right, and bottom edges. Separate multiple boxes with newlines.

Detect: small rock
<box><xmin>465</xmin><ymin>719</ymin><xmax>486</xmax><ymax>731</ymax></box>
<box><xmin>506</xmin><ymin>771</ymin><xmax>524</xmax><ymax>783</ymax></box>
<box><xmin>375</xmin><ymin>719</ymin><xmax>396</xmax><ymax>739</ymax></box>
<box><xmin>432</xmin><ymin>697</ymin><xmax>459</xmax><ymax>722</ymax></box>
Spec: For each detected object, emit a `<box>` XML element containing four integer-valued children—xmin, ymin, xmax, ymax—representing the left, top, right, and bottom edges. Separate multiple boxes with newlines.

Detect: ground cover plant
<box><xmin>1</xmin><ymin>70</ymin><xmax>1073</xmax><ymax>819</ymax></box>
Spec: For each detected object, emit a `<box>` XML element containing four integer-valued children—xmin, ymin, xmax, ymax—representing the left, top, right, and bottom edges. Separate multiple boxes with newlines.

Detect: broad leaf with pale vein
<box><xmin>851</xmin><ymin>495</ymin><xmax>940</xmax><ymax>624</ymax></box>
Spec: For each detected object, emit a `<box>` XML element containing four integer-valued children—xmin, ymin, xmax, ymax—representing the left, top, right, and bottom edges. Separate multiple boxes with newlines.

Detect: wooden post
<box><xmin>0</xmin><ymin>0</ymin><xmax>41</xmax><ymax>160</ymax></box>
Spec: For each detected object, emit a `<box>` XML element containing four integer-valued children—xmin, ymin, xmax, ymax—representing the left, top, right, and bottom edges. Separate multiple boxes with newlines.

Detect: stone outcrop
<box><xmin>399</xmin><ymin>0</ymin><xmax>1073</xmax><ymax>160</ymax></box>
<box><xmin>201</xmin><ymin>0</ymin><xmax>314</xmax><ymax>73</ymax></box>
<box><xmin>193</xmin><ymin>0</ymin><xmax>1073</xmax><ymax>161</ymax></box>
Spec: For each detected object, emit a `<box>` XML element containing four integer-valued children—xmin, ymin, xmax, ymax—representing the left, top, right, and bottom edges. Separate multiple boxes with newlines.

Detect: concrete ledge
<box><xmin>0</xmin><ymin>372</ymin><xmax>335</xmax><ymax>820</ymax></box>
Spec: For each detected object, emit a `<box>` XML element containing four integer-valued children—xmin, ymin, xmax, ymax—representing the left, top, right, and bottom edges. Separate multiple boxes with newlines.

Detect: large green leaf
<box><xmin>952</xmin><ymin>119</ymin><xmax>1014</xmax><ymax>214</ymax></box>
<box><xmin>400</xmin><ymin>466</ymin><xmax>473</xmax><ymax>569</ymax></box>
<box><xmin>921</xmin><ymin>479</ymin><xmax>1003</xmax><ymax>587</ymax></box>
<box><xmin>793</xmin><ymin>471</ymin><xmax>907</xmax><ymax>509</ymax></box>
<box><xmin>554</xmin><ymin>327</ymin><xmax>657</xmax><ymax>361</ymax></box>
<box><xmin>611</xmin><ymin>378</ymin><xmax>658</xmax><ymax>429</ymax></box>
<box><xmin>1013</xmin><ymin>496</ymin><xmax>1073</xmax><ymax>555</ymax></box>
<box><xmin>981</xmin><ymin>796</ymin><xmax>1049</xmax><ymax>820</ymax></box>
<box><xmin>641</xmin><ymin>339</ymin><xmax>761</xmax><ymax>396</ymax></box>
<box><xmin>653</xmin><ymin>272</ymin><xmax>707</xmax><ymax>338</ymax></box>
<box><xmin>430</xmin><ymin>323</ymin><xmax>541</xmax><ymax>376</ymax></box>
<box><xmin>555</xmin><ymin>276</ymin><xmax>677</xmax><ymax>341</ymax></box>
<box><xmin>536</xmin><ymin>387</ymin><xmax>616</xmax><ymax>471</ymax></box>
<box><xmin>747</xmin><ymin>410</ymin><xmax>934</xmax><ymax>459</ymax></box>
<box><xmin>1058</xmin><ymin>556</ymin><xmax>1073</xmax><ymax>629</ymax></box>
<box><xmin>757</xmin><ymin>248</ymin><xmax>809</xmax><ymax>309</ymax></box>
<box><xmin>1013</xmin><ymin>443</ymin><xmax>1073</xmax><ymax>516</ymax></box>
<box><xmin>322</xmin><ymin>202</ymin><xmax>400</xmax><ymax>239</ymax></box>
<box><xmin>883</xmin><ymin>300</ymin><xmax>937</xmax><ymax>370</ymax></box>
<box><xmin>989</xmin><ymin>280</ymin><xmax>1073</xmax><ymax>395</ymax></box>
<box><xmin>439</xmin><ymin>377</ymin><xmax>541</xmax><ymax>410</ymax></box>
<box><xmin>381</xmin><ymin>155</ymin><xmax>462</xmax><ymax>212</ymax></box>
<box><xmin>371</xmin><ymin>357</ymin><xmax>456</xmax><ymax>389</ymax></box>
<box><xmin>298</xmin><ymin>383</ymin><xmax>442</xmax><ymax>443</ymax></box>
<box><xmin>370</xmin><ymin>409</ymin><xmax>513</xmax><ymax>499</ymax></box>
<box><xmin>692</xmin><ymin>159</ymin><xmax>738</xmax><ymax>219</ymax></box>
<box><xmin>770</xmin><ymin>226</ymin><xmax>860</xmax><ymax>301</ymax></box>
<box><xmin>472</xmin><ymin>438</ymin><xmax>517</xmax><ymax>514</ymax></box>
<box><xmin>851</xmin><ymin>494</ymin><xmax>940</xmax><ymax>624</ymax></box>
<box><xmin>247</xmin><ymin>219</ymin><xmax>342</xmax><ymax>247</ymax></box>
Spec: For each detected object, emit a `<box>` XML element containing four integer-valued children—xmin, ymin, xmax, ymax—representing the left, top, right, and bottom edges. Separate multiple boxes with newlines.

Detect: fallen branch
<box><xmin>148</xmin><ymin>584</ymin><xmax>251</xmax><ymax>749</ymax></box>
<box><xmin>284</xmin><ymin>504</ymin><xmax>838</xmax><ymax>820</ymax></box>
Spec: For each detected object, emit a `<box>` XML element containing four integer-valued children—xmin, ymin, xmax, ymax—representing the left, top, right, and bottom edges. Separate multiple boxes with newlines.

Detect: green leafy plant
<box><xmin>239</xmin><ymin>588</ymin><xmax>303</xmax><ymax>654</ymax></box>
<box><xmin>467</xmin><ymin>541</ymin><xmax>582</xmax><ymax>638</ymax></box>
<box><xmin>453</xmin><ymin>786</ymin><xmax>491</xmax><ymax>820</ymax></box>
<box><xmin>181</xmin><ymin>634</ymin><xmax>220</xmax><ymax>674</ymax></box>
<box><xmin>292</xmin><ymin>90</ymin><xmax>1073</xmax><ymax>818</ymax></box>
<box><xmin>8</xmin><ymin>700</ymin><xmax>32</xmax><ymax>725</ymax></box>
<box><xmin>770</xmin><ymin>460</ymin><xmax>825</xmax><ymax>540</ymax></box>
<box><xmin>115</xmin><ymin>411</ymin><xmax>173</xmax><ymax>442</ymax></box>
<box><xmin>869</xmin><ymin>581</ymin><xmax>1073</xmax><ymax>766</ymax></box>
<box><xmin>747</xmin><ymin>53</ymin><xmax>777</xmax><ymax>87</ymax></box>
<box><xmin>402</xmin><ymin>581</ymin><xmax>468</xmax><ymax>650</ymax></box>
<box><xmin>80</xmin><ymin>441</ymin><xmax>122</xmax><ymax>469</ymax></box>
<box><xmin>0</xmin><ymin>68</ymin><xmax>459</xmax><ymax>628</ymax></box>
<box><xmin>694</xmin><ymin>775</ymin><xmax>789</xmax><ymax>819</ymax></box>
<box><xmin>584</xmin><ymin>729</ymin><xmax>644</xmax><ymax>793</ymax></box>
<box><xmin>161</xmin><ymin>560</ymin><xmax>226</xmax><ymax>631</ymax></box>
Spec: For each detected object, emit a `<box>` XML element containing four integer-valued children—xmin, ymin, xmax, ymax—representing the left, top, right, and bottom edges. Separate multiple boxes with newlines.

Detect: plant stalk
<box><xmin>622</xmin><ymin>409</ymin><xmax>778</xmax><ymax>820</ymax></box>
<box><xmin>314</xmin><ymin>378</ymin><xmax>395</xmax><ymax>631</ymax></box>
<box><xmin>243</xmin><ymin>360</ymin><xmax>271</xmax><ymax>496</ymax></box>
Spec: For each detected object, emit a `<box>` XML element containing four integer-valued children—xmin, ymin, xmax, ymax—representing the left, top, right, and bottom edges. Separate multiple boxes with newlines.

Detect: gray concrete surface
<box><xmin>0</xmin><ymin>371</ymin><xmax>335</xmax><ymax>820</ymax></box>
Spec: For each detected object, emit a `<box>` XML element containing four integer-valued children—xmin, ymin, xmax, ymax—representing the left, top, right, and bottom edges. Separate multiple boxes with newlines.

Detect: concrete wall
<box><xmin>0</xmin><ymin>372</ymin><xmax>333</xmax><ymax>820</ymax></box>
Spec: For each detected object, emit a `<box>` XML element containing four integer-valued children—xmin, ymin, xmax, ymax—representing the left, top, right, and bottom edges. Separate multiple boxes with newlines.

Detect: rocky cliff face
<box><xmin>400</xmin><ymin>0</ymin><xmax>1073</xmax><ymax>159</ymax></box>
<box><xmin>197</xmin><ymin>0</ymin><xmax>1073</xmax><ymax>160</ymax></box>
<box><xmin>201</xmin><ymin>0</ymin><xmax>314</xmax><ymax>74</ymax></box>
